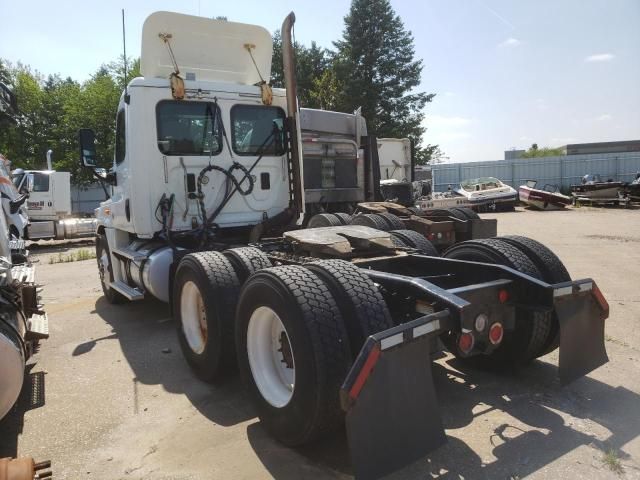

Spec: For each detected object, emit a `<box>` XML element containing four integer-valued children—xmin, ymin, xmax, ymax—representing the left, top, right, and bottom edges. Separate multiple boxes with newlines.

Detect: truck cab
<box><xmin>92</xmin><ymin>12</ymin><xmax>294</xmax><ymax>240</ymax></box>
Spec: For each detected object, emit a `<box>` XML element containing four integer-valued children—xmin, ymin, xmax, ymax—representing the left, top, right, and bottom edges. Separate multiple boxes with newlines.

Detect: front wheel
<box><xmin>236</xmin><ymin>266</ymin><xmax>351</xmax><ymax>446</ymax></box>
<box><xmin>95</xmin><ymin>233</ymin><xmax>126</xmax><ymax>304</ymax></box>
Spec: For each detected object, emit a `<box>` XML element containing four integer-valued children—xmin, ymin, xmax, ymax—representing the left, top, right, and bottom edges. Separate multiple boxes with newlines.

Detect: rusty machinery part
<box><xmin>307</xmin><ymin>213</ymin><xmax>342</xmax><ymax>228</ymax></box>
<box><xmin>0</xmin><ymin>457</ymin><xmax>51</xmax><ymax>480</ymax></box>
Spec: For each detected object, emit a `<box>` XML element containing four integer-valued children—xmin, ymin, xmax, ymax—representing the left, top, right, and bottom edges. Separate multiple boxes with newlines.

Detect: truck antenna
<box><xmin>122</xmin><ymin>9</ymin><xmax>130</xmax><ymax>104</ymax></box>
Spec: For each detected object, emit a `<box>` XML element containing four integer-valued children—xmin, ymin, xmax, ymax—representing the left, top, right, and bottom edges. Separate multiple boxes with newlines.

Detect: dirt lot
<box><xmin>1</xmin><ymin>207</ymin><xmax>639</xmax><ymax>479</ymax></box>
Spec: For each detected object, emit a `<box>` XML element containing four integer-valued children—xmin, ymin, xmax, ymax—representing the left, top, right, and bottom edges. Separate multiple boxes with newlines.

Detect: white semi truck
<box><xmin>79</xmin><ymin>11</ymin><xmax>609</xmax><ymax>478</ymax></box>
<box><xmin>12</xmin><ymin>151</ymin><xmax>96</xmax><ymax>241</ymax></box>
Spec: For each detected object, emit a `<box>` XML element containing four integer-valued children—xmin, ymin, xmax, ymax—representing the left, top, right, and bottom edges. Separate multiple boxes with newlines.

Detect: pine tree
<box><xmin>334</xmin><ymin>0</ymin><xmax>435</xmax><ymax>161</ymax></box>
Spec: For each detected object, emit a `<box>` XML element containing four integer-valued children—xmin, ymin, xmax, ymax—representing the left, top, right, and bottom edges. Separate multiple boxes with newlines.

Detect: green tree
<box><xmin>520</xmin><ymin>143</ymin><xmax>565</xmax><ymax>158</ymax></box>
<box><xmin>271</xmin><ymin>32</ymin><xmax>330</xmax><ymax>109</ymax></box>
<box><xmin>333</xmin><ymin>0</ymin><xmax>435</xmax><ymax>160</ymax></box>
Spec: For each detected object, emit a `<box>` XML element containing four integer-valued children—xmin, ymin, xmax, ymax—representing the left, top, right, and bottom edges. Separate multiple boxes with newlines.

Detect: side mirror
<box><xmin>25</xmin><ymin>173</ymin><xmax>34</xmax><ymax>193</ymax></box>
<box><xmin>78</xmin><ymin>128</ymin><xmax>98</xmax><ymax>167</ymax></box>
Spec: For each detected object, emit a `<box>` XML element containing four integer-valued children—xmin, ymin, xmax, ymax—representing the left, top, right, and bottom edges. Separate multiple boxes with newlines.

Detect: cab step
<box><xmin>26</xmin><ymin>313</ymin><xmax>49</xmax><ymax>340</ymax></box>
<box><xmin>110</xmin><ymin>281</ymin><xmax>144</xmax><ymax>300</ymax></box>
<box><xmin>112</xmin><ymin>246</ymin><xmax>147</xmax><ymax>263</ymax></box>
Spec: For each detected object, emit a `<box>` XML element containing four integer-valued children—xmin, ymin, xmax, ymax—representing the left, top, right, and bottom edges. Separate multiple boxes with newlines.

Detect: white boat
<box><xmin>453</xmin><ymin>177</ymin><xmax>517</xmax><ymax>211</ymax></box>
<box><xmin>519</xmin><ymin>180</ymin><xmax>571</xmax><ymax>210</ymax></box>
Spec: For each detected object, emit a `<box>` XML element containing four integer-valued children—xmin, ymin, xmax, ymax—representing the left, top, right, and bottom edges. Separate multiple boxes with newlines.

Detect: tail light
<box><xmin>458</xmin><ymin>332</ymin><xmax>474</xmax><ymax>354</ymax></box>
<box><xmin>489</xmin><ymin>322</ymin><xmax>504</xmax><ymax>345</ymax></box>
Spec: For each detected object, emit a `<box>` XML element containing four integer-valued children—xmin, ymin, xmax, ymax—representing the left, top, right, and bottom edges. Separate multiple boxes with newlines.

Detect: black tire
<box><xmin>223</xmin><ymin>247</ymin><xmax>271</xmax><ymax>284</ymax></box>
<box><xmin>305</xmin><ymin>260</ymin><xmax>394</xmax><ymax>356</ymax></box>
<box><xmin>376</xmin><ymin>212</ymin><xmax>406</xmax><ymax>230</ymax></box>
<box><xmin>95</xmin><ymin>233</ymin><xmax>126</xmax><ymax>304</ymax></box>
<box><xmin>444</xmin><ymin>208</ymin><xmax>468</xmax><ymax>221</ymax></box>
<box><xmin>390</xmin><ymin>229</ymin><xmax>439</xmax><ymax>256</ymax></box>
<box><xmin>333</xmin><ymin>212</ymin><xmax>353</xmax><ymax>225</ymax></box>
<box><xmin>499</xmin><ymin>235</ymin><xmax>571</xmax><ymax>355</ymax></box>
<box><xmin>390</xmin><ymin>234</ymin><xmax>409</xmax><ymax>248</ymax></box>
<box><xmin>422</xmin><ymin>208</ymin><xmax>453</xmax><ymax>217</ymax></box>
<box><xmin>173</xmin><ymin>252</ymin><xmax>241</xmax><ymax>383</ymax></box>
<box><xmin>451</xmin><ymin>207</ymin><xmax>480</xmax><ymax>220</ymax></box>
<box><xmin>236</xmin><ymin>266</ymin><xmax>351</xmax><ymax>446</ymax></box>
<box><xmin>349</xmin><ymin>213</ymin><xmax>390</xmax><ymax>231</ymax></box>
<box><xmin>308</xmin><ymin>213</ymin><xmax>342</xmax><ymax>228</ymax></box>
<box><xmin>443</xmin><ymin>238</ymin><xmax>551</xmax><ymax>364</ymax></box>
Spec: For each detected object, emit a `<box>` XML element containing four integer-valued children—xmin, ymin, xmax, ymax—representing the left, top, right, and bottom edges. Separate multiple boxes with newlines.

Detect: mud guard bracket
<box><xmin>341</xmin><ymin>311</ymin><xmax>452</xmax><ymax>480</ymax></box>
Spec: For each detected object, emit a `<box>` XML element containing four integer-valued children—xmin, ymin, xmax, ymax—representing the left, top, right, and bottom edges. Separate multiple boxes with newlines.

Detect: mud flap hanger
<box><xmin>340</xmin><ymin>310</ymin><xmax>454</xmax><ymax>480</ymax></box>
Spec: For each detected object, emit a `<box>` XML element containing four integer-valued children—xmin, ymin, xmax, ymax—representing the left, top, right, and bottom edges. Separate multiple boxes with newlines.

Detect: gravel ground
<box><xmin>1</xmin><ymin>206</ymin><xmax>639</xmax><ymax>479</ymax></box>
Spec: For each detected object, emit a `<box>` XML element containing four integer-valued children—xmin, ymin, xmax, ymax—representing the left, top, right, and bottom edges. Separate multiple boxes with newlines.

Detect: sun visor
<box><xmin>141</xmin><ymin>11</ymin><xmax>272</xmax><ymax>85</ymax></box>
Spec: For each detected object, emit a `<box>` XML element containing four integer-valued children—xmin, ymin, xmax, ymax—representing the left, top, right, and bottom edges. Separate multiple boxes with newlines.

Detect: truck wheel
<box><xmin>333</xmin><ymin>212</ymin><xmax>353</xmax><ymax>225</ymax></box>
<box><xmin>390</xmin><ymin>230</ymin><xmax>439</xmax><ymax>256</ymax></box>
<box><xmin>499</xmin><ymin>236</ymin><xmax>571</xmax><ymax>356</ymax></box>
<box><xmin>376</xmin><ymin>212</ymin><xmax>406</xmax><ymax>230</ymax></box>
<box><xmin>307</xmin><ymin>213</ymin><xmax>342</xmax><ymax>228</ymax></box>
<box><xmin>422</xmin><ymin>208</ymin><xmax>452</xmax><ymax>217</ymax></box>
<box><xmin>444</xmin><ymin>208</ymin><xmax>468</xmax><ymax>221</ymax></box>
<box><xmin>95</xmin><ymin>234</ymin><xmax>126</xmax><ymax>304</ymax></box>
<box><xmin>236</xmin><ymin>266</ymin><xmax>351</xmax><ymax>446</ymax></box>
<box><xmin>349</xmin><ymin>213</ymin><xmax>390</xmax><ymax>231</ymax></box>
<box><xmin>443</xmin><ymin>238</ymin><xmax>551</xmax><ymax>364</ymax></box>
<box><xmin>451</xmin><ymin>207</ymin><xmax>480</xmax><ymax>220</ymax></box>
<box><xmin>305</xmin><ymin>260</ymin><xmax>394</xmax><ymax>356</ymax></box>
<box><xmin>173</xmin><ymin>252</ymin><xmax>240</xmax><ymax>383</ymax></box>
<box><xmin>223</xmin><ymin>247</ymin><xmax>271</xmax><ymax>284</ymax></box>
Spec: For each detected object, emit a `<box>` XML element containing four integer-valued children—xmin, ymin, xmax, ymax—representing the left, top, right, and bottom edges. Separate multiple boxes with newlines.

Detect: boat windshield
<box><xmin>460</xmin><ymin>177</ymin><xmax>503</xmax><ymax>192</ymax></box>
<box><xmin>542</xmin><ymin>184</ymin><xmax>560</xmax><ymax>193</ymax></box>
<box><xmin>582</xmin><ymin>174</ymin><xmax>602</xmax><ymax>184</ymax></box>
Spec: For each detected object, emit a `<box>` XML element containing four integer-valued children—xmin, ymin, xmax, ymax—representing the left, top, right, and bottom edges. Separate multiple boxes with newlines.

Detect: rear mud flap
<box><xmin>555</xmin><ymin>283</ymin><xmax>609</xmax><ymax>384</ymax></box>
<box><xmin>340</xmin><ymin>312</ymin><xmax>451</xmax><ymax>480</ymax></box>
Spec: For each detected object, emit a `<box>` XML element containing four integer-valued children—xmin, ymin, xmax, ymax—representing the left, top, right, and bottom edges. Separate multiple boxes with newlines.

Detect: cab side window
<box><xmin>115</xmin><ymin>109</ymin><xmax>126</xmax><ymax>164</ymax></box>
<box><xmin>32</xmin><ymin>172</ymin><xmax>50</xmax><ymax>192</ymax></box>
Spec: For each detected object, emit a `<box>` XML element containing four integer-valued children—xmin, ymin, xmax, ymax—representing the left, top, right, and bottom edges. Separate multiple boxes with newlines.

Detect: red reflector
<box><xmin>489</xmin><ymin>323</ymin><xmax>504</xmax><ymax>345</ymax></box>
<box><xmin>349</xmin><ymin>345</ymin><xmax>381</xmax><ymax>402</ymax></box>
<box><xmin>458</xmin><ymin>332</ymin><xmax>474</xmax><ymax>353</ymax></box>
<box><xmin>428</xmin><ymin>233</ymin><xmax>435</xmax><ymax>240</ymax></box>
<box><xmin>592</xmin><ymin>285</ymin><xmax>609</xmax><ymax>320</ymax></box>
<box><xmin>498</xmin><ymin>289</ymin><xmax>509</xmax><ymax>303</ymax></box>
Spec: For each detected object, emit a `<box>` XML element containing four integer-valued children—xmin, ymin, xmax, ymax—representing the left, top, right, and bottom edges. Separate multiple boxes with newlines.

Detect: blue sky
<box><xmin>2</xmin><ymin>0</ymin><xmax>639</xmax><ymax>162</ymax></box>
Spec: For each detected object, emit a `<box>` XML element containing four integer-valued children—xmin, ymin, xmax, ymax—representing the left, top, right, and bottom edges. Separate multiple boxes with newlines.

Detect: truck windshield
<box><xmin>156</xmin><ymin>101</ymin><xmax>222</xmax><ymax>156</ymax></box>
<box><xmin>231</xmin><ymin>105</ymin><xmax>286</xmax><ymax>156</ymax></box>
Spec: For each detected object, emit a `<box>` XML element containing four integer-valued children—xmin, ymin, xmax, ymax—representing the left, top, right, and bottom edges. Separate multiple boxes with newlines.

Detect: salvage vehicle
<box><xmin>571</xmin><ymin>173</ymin><xmax>629</xmax><ymax>207</ymax></box>
<box><xmin>80</xmin><ymin>11</ymin><xmax>610</xmax><ymax>479</ymax></box>
<box><xmin>12</xmin><ymin>150</ymin><xmax>97</xmax><ymax>241</ymax></box>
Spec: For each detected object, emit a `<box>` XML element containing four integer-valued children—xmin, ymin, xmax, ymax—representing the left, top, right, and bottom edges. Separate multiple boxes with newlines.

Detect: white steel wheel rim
<box><xmin>180</xmin><ymin>281</ymin><xmax>207</xmax><ymax>355</ymax></box>
<box><xmin>247</xmin><ymin>306</ymin><xmax>295</xmax><ymax>408</ymax></box>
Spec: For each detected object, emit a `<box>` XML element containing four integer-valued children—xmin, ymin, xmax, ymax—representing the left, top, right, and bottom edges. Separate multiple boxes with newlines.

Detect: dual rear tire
<box><xmin>173</xmin><ymin>248</ymin><xmax>392</xmax><ymax>446</ymax></box>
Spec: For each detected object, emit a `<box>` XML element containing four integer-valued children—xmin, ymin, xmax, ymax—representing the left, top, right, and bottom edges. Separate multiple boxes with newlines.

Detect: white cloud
<box><xmin>427</xmin><ymin>115</ymin><xmax>472</xmax><ymax>127</ymax></box>
<box><xmin>584</xmin><ymin>53</ymin><xmax>615</xmax><ymax>63</ymax></box>
<box><xmin>499</xmin><ymin>37</ymin><xmax>521</xmax><ymax>48</ymax></box>
<box><xmin>596</xmin><ymin>114</ymin><xmax>612</xmax><ymax>121</ymax></box>
<box><xmin>443</xmin><ymin>91</ymin><xmax>456</xmax><ymax>97</ymax></box>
